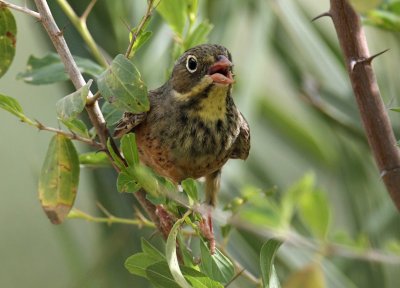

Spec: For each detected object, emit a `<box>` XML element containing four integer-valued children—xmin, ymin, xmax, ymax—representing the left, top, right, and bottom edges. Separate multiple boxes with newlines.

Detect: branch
<box><xmin>68</xmin><ymin>207</ymin><xmax>155</xmax><ymax>228</ymax></box>
<box><xmin>32</xmin><ymin>0</ymin><xmax>164</xmax><ymax>234</ymax></box>
<box><xmin>56</xmin><ymin>0</ymin><xmax>108</xmax><ymax>68</ymax></box>
<box><xmin>0</xmin><ymin>0</ymin><xmax>41</xmax><ymax>19</ymax></box>
<box><xmin>315</xmin><ymin>0</ymin><xmax>400</xmax><ymax>210</ymax></box>
<box><xmin>35</xmin><ymin>120</ymin><xmax>101</xmax><ymax>148</ymax></box>
<box><xmin>125</xmin><ymin>0</ymin><xmax>156</xmax><ymax>58</ymax></box>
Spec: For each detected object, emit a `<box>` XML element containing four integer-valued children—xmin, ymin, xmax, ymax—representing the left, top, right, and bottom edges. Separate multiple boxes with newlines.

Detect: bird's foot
<box><xmin>198</xmin><ymin>209</ymin><xmax>216</xmax><ymax>254</ymax></box>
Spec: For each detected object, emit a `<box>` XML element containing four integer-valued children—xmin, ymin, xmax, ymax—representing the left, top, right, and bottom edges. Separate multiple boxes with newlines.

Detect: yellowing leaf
<box><xmin>0</xmin><ymin>7</ymin><xmax>16</xmax><ymax>78</ymax></box>
<box><xmin>38</xmin><ymin>134</ymin><xmax>80</xmax><ymax>224</ymax></box>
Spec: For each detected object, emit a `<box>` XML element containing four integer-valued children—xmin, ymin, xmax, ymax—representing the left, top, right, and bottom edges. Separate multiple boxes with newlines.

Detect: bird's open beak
<box><xmin>208</xmin><ymin>55</ymin><xmax>234</xmax><ymax>85</ymax></box>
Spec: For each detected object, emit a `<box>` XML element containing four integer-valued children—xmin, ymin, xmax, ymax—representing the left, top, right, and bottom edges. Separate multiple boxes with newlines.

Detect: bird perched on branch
<box><xmin>114</xmin><ymin>44</ymin><xmax>250</xmax><ymax>252</ymax></box>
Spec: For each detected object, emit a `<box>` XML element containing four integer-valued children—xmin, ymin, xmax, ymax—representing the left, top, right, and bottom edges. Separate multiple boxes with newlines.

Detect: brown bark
<box><xmin>317</xmin><ymin>0</ymin><xmax>400</xmax><ymax>210</ymax></box>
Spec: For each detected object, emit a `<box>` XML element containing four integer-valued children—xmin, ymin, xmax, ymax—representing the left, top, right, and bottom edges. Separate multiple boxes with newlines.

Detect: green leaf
<box><xmin>181</xmin><ymin>266</ymin><xmax>224</xmax><ymax>288</ymax></box>
<box><xmin>129</xmin><ymin>30</ymin><xmax>152</xmax><ymax>58</ymax></box>
<box><xmin>0</xmin><ymin>7</ymin><xmax>16</xmax><ymax>78</ymax></box>
<box><xmin>101</xmin><ymin>101</ymin><xmax>124</xmax><ymax>127</ymax></box>
<box><xmin>260</xmin><ymin>239</ymin><xmax>283</xmax><ymax>288</ymax></box>
<box><xmin>17</xmin><ymin>53</ymin><xmax>104</xmax><ymax>85</ymax></box>
<box><xmin>281</xmin><ymin>172</ymin><xmax>315</xmax><ymax>227</ymax></box>
<box><xmin>181</xmin><ymin>178</ymin><xmax>198</xmax><ymax>204</ymax></box>
<box><xmin>79</xmin><ymin>151</ymin><xmax>110</xmax><ymax>167</ymax></box>
<box><xmin>298</xmin><ymin>189</ymin><xmax>331</xmax><ymax>239</ymax></box>
<box><xmin>0</xmin><ymin>94</ymin><xmax>32</xmax><ymax>123</ymax></box>
<box><xmin>199</xmin><ymin>240</ymin><xmax>235</xmax><ymax>284</ymax></box>
<box><xmin>38</xmin><ymin>134</ymin><xmax>80</xmax><ymax>224</ymax></box>
<box><xmin>146</xmin><ymin>261</ymin><xmax>182</xmax><ymax>288</ymax></box>
<box><xmin>141</xmin><ymin>238</ymin><xmax>165</xmax><ymax>261</ymax></box>
<box><xmin>133</xmin><ymin>165</ymin><xmax>161</xmax><ymax>197</ymax></box>
<box><xmin>166</xmin><ymin>212</ymin><xmax>192</xmax><ymax>288</ymax></box>
<box><xmin>102</xmin><ymin>101</ymin><xmax>123</xmax><ymax>127</ymax></box>
<box><xmin>56</xmin><ymin>80</ymin><xmax>92</xmax><ymax>120</ymax></box>
<box><xmin>120</xmin><ymin>133</ymin><xmax>140</xmax><ymax>166</ymax></box>
<box><xmin>97</xmin><ymin>54</ymin><xmax>149</xmax><ymax>113</ymax></box>
<box><xmin>184</xmin><ymin>20</ymin><xmax>213</xmax><ymax>49</ymax></box>
<box><xmin>157</xmin><ymin>0</ymin><xmax>188</xmax><ymax>36</ymax></box>
<box><xmin>125</xmin><ymin>253</ymin><xmax>165</xmax><ymax>278</ymax></box>
<box><xmin>117</xmin><ymin>169</ymin><xmax>140</xmax><ymax>193</ymax></box>
<box><xmin>106</xmin><ymin>138</ymin><xmax>126</xmax><ymax>171</ymax></box>
<box><xmin>61</xmin><ymin>118</ymin><xmax>90</xmax><ymax>138</ymax></box>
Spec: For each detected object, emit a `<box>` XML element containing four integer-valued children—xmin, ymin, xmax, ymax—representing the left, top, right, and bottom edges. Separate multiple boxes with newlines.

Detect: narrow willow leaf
<box><xmin>199</xmin><ymin>240</ymin><xmax>235</xmax><ymax>284</ymax></box>
<box><xmin>61</xmin><ymin>118</ymin><xmax>90</xmax><ymax>138</ymax></box>
<box><xmin>97</xmin><ymin>54</ymin><xmax>149</xmax><ymax>113</ymax></box>
<box><xmin>0</xmin><ymin>6</ymin><xmax>17</xmax><ymax>78</ymax></box>
<box><xmin>79</xmin><ymin>151</ymin><xmax>110</xmax><ymax>167</ymax></box>
<box><xmin>157</xmin><ymin>0</ymin><xmax>187</xmax><ymax>36</ymax></box>
<box><xmin>260</xmin><ymin>239</ymin><xmax>283</xmax><ymax>288</ymax></box>
<box><xmin>129</xmin><ymin>29</ymin><xmax>152</xmax><ymax>58</ymax></box>
<box><xmin>120</xmin><ymin>133</ymin><xmax>139</xmax><ymax>166</ymax></box>
<box><xmin>166</xmin><ymin>213</ymin><xmax>192</xmax><ymax>288</ymax></box>
<box><xmin>117</xmin><ymin>169</ymin><xmax>140</xmax><ymax>193</ymax></box>
<box><xmin>181</xmin><ymin>178</ymin><xmax>198</xmax><ymax>204</ymax></box>
<box><xmin>0</xmin><ymin>94</ymin><xmax>35</xmax><ymax>125</ymax></box>
<box><xmin>184</xmin><ymin>20</ymin><xmax>213</xmax><ymax>49</ymax></box>
<box><xmin>56</xmin><ymin>80</ymin><xmax>92</xmax><ymax>120</ymax></box>
<box><xmin>298</xmin><ymin>190</ymin><xmax>331</xmax><ymax>240</ymax></box>
<box><xmin>38</xmin><ymin>134</ymin><xmax>80</xmax><ymax>224</ymax></box>
<box><xmin>106</xmin><ymin>138</ymin><xmax>126</xmax><ymax>171</ymax></box>
<box><xmin>17</xmin><ymin>53</ymin><xmax>104</xmax><ymax>85</ymax></box>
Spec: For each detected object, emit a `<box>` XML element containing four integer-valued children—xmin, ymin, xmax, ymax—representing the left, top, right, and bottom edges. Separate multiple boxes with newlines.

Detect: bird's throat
<box><xmin>190</xmin><ymin>85</ymin><xmax>229</xmax><ymax>122</ymax></box>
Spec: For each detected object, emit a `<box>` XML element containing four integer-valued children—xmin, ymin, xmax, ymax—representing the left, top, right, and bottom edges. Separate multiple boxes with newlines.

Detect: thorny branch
<box><xmin>313</xmin><ymin>0</ymin><xmax>400</xmax><ymax>211</ymax></box>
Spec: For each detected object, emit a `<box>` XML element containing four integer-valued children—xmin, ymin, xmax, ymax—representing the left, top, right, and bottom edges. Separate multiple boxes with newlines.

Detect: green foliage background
<box><xmin>1</xmin><ymin>0</ymin><xmax>400</xmax><ymax>287</ymax></box>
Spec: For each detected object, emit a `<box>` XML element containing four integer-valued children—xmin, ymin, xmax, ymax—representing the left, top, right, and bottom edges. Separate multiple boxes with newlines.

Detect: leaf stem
<box><xmin>125</xmin><ymin>0</ymin><xmax>156</xmax><ymax>58</ymax></box>
<box><xmin>56</xmin><ymin>0</ymin><xmax>108</xmax><ymax>68</ymax></box>
<box><xmin>0</xmin><ymin>0</ymin><xmax>41</xmax><ymax>19</ymax></box>
<box><xmin>68</xmin><ymin>208</ymin><xmax>156</xmax><ymax>228</ymax></box>
<box><xmin>35</xmin><ymin>120</ymin><xmax>101</xmax><ymax>148</ymax></box>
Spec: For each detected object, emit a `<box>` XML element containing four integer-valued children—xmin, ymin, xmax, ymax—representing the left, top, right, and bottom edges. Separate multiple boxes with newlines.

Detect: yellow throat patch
<box><xmin>173</xmin><ymin>76</ymin><xmax>229</xmax><ymax>122</ymax></box>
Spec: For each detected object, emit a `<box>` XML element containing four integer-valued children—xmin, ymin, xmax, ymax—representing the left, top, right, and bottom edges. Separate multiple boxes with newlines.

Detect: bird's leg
<box><xmin>199</xmin><ymin>170</ymin><xmax>221</xmax><ymax>254</ymax></box>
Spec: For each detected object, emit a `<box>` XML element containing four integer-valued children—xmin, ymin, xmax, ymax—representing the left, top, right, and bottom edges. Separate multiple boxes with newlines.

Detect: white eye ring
<box><xmin>186</xmin><ymin>55</ymin><xmax>198</xmax><ymax>73</ymax></box>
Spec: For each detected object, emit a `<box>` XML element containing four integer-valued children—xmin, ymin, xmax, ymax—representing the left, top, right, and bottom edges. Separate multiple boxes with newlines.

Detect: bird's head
<box><xmin>170</xmin><ymin>44</ymin><xmax>234</xmax><ymax>98</ymax></box>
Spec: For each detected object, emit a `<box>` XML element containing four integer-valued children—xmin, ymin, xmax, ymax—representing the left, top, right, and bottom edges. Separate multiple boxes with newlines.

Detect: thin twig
<box><xmin>0</xmin><ymin>0</ymin><xmax>41</xmax><ymax>19</ymax></box>
<box><xmin>56</xmin><ymin>0</ymin><xmax>108</xmax><ymax>67</ymax></box>
<box><xmin>218</xmin><ymin>245</ymin><xmax>262</xmax><ymax>286</ymax></box>
<box><xmin>80</xmin><ymin>0</ymin><xmax>97</xmax><ymax>22</ymax></box>
<box><xmin>86</xmin><ymin>91</ymin><xmax>101</xmax><ymax>106</ymax></box>
<box><xmin>68</xmin><ymin>208</ymin><xmax>155</xmax><ymax>228</ymax></box>
<box><xmin>125</xmin><ymin>0</ymin><xmax>156</xmax><ymax>58</ymax></box>
<box><xmin>35</xmin><ymin>120</ymin><xmax>101</xmax><ymax>148</ymax></box>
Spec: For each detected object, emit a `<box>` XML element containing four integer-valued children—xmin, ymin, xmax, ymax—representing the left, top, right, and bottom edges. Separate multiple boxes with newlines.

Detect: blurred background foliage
<box><xmin>1</xmin><ymin>0</ymin><xmax>400</xmax><ymax>287</ymax></box>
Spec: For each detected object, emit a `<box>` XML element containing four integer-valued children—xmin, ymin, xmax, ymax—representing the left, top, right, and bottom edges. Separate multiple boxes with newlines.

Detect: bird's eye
<box><xmin>186</xmin><ymin>55</ymin><xmax>198</xmax><ymax>73</ymax></box>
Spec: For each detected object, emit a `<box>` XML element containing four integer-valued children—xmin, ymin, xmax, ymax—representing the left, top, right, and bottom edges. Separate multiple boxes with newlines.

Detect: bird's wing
<box><xmin>230</xmin><ymin>112</ymin><xmax>250</xmax><ymax>160</ymax></box>
<box><xmin>113</xmin><ymin>112</ymin><xmax>147</xmax><ymax>138</ymax></box>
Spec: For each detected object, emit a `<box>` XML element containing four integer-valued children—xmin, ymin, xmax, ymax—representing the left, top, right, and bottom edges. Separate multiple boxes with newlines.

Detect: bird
<box><xmin>114</xmin><ymin>44</ymin><xmax>250</xmax><ymax>251</ymax></box>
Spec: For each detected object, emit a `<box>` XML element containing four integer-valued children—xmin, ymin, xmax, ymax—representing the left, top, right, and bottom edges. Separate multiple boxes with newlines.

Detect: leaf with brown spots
<box><xmin>0</xmin><ymin>7</ymin><xmax>16</xmax><ymax>78</ymax></box>
<box><xmin>38</xmin><ymin>134</ymin><xmax>80</xmax><ymax>224</ymax></box>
